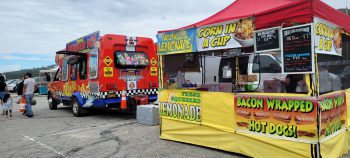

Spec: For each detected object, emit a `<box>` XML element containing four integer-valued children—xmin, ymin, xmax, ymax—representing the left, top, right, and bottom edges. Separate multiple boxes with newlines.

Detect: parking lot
<box><xmin>0</xmin><ymin>94</ymin><xmax>243</xmax><ymax>158</ymax></box>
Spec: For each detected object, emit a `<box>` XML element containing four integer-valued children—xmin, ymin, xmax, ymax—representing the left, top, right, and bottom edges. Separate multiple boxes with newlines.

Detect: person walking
<box><xmin>23</xmin><ymin>73</ymin><xmax>36</xmax><ymax>117</ymax></box>
<box><xmin>16</xmin><ymin>77</ymin><xmax>26</xmax><ymax>115</ymax></box>
<box><xmin>0</xmin><ymin>75</ymin><xmax>8</xmax><ymax>115</ymax></box>
<box><xmin>16</xmin><ymin>77</ymin><xmax>24</xmax><ymax>103</ymax></box>
<box><xmin>3</xmin><ymin>93</ymin><xmax>13</xmax><ymax>118</ymax></box>
<box><xmin>44</xmin><ymin>72</ymin><xmax>51</xmax><ymax>100</ymax></box>
<box><xmin>45</xmin><ymin>72</ymin><xmax>51</xmax><ymax>82</ymax></box>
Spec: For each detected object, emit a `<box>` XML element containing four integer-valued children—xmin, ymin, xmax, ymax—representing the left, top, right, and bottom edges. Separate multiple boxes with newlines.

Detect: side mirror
<box><xmin>54</xmin><ymin>69</ymin><xmax>60</xmax><ymax>81</ymax></box>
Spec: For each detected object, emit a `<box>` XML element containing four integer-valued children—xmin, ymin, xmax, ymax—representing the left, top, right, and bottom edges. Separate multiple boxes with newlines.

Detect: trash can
<box><xmin>39</xmin><ymin>86</ymin><xmax>48</xmax><ymax>95</ymax></box>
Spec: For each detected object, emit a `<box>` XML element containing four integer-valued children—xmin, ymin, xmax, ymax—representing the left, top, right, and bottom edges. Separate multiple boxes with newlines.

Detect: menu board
<box><xmin>254</xmin><ymin>27</ymin><xmax>280</xmax><ymax>53</ymax></box>
<box><xmin>282</xmin><ymin>24</ymin><xmax>314</xmax><ymax>74</ymax></box>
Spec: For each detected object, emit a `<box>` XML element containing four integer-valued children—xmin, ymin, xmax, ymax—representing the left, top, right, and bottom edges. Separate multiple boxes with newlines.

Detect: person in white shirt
<box><xmin>23</xmin><ymin>73</ymin><xmax>37</xmax><ymax>117</ymax></box>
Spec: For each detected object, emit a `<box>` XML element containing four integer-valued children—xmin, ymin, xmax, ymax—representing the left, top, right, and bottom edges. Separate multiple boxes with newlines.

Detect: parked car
<box><xmin>6</xmin><ymin>79</ymin><xmax>15</xmax><ymax>85</ymax></box>
<box><xmin>7</xmin><ymin>79</ymin><xmax>21</xmax><ymax>92</ymax></box>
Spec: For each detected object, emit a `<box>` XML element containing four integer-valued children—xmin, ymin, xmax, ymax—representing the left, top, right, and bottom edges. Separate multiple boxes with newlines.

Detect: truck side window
<box><xmin>62</xmin><ymin>59</ymin><xmax>68</xmax><ymax>81</ymax></box>
<box><xmin>253</xmin><ymin>55</ymin><xmax>281</xmax><ymax>73</ymax></box>
<box><xmin>90</xmin><ymin>49</ymin><xmax>98</xmax><ymax>79</ymax></box>
<box><xmin>70</xmin><ymin>64</ymin><xmax>77</xmax><ymax>81</ymax></box>
<box><xmin>79</xmin><ymin>56</ymin><xmax>87</xmax><ymax>80</ymax></box>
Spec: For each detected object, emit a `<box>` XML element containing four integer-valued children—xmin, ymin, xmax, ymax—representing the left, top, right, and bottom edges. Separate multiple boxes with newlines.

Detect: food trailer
<box><xmin>48</xmin><ymin>31</ymin><xmax>158</xmax><ymax>116</ymax></box>
<box><xmin>38</xmin><ymin>67</ymin><xmax>57</xmax><ymax>95</ymax></box>
<box><xmin>157</xmin><ymin>0</ymin><xmax>350</xmax><ymax>157</ymax></box>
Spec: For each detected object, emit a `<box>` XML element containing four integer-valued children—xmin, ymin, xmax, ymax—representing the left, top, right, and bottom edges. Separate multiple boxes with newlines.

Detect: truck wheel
<box><xmin>49</xmin><ymin>99</ymin><xmax>58</xmax><ymax>110</ymax></box>
<box><xmin>72</xmin><ymin>98</ymin><xmax>87</xmax><ymax>117</ymax></box>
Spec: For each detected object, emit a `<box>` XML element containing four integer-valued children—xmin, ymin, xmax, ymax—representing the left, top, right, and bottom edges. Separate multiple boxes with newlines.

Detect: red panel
<box><xmin>158</xmin><ymin>0</ymin><xmax>350</xmax><ymax>33</ymax></box>
<box><xmin>313</xmin><ymin>0</ymin><xmax>350</xmax><ymax>32</ymax></box>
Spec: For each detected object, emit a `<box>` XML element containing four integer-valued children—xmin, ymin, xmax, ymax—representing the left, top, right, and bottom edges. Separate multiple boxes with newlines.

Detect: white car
<box><xmin>7</xmin><ymin>79</ymin><xmax>21</xmax><ymax>92</ymax></box>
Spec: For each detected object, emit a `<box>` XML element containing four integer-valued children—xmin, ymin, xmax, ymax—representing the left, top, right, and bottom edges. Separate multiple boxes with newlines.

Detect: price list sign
<box><xmin>282</xmin><ymin>24</ymin><xmax>314</xmax><ymax>74</ymax></box>
<box><xmin>254</xmin><ymin>27</ymin><xmax>280</xmax><ymax>53</ymax></box>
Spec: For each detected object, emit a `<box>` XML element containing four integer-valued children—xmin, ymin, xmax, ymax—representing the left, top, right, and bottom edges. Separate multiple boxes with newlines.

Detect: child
<box><xmin>3</xmin><ymin>94</ymin><xmax>13</xmax><ymax>118</ymax></box>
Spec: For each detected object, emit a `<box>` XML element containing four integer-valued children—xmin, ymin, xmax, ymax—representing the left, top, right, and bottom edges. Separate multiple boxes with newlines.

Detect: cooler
<box><xmin>39</xmin><ymin>86</ymin><xmax>48</xmax><ymax>95</ymax></box>
<box><xmin>136</xmin><ymin>104</ymin><xmax>159</xmax><ymax>126</ymax></box>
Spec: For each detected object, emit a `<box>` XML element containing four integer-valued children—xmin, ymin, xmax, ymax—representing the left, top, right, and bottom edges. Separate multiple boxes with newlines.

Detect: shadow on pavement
<box><xmin>55</xmin><ymin>106</ymin><xmax>136</xmax><ymax>120</ymax></box>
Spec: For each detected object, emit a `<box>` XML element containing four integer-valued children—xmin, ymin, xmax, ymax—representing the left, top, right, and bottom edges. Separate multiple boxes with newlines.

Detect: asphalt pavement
<box><xmin>2</xmin><ymin>94</ymin><xmax>350</xmax><ymax>158</ymax></box>
<box><xmin>0</xmin><ymin>94</ymin><xmax>241</xmax><ymax>158</ymax></box>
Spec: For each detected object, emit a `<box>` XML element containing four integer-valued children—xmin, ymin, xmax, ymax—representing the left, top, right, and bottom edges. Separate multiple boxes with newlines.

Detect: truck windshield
<box><xmin>115</xmin><ymin>51</ymin><xmax>149</xmax><ymax>68</ymax></box>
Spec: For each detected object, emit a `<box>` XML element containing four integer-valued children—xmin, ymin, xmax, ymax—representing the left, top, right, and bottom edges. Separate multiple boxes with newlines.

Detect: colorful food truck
<box><xmin>48</xmin><ymin>31</ymin><xmax>158</xmax><ymax>116</ymax></box>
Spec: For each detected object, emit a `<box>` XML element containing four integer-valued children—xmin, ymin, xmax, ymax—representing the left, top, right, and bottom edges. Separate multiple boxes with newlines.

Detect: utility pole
<box><xmin>346</xmin><ymin>0</ymin><xmax>348</xmax><ymax>14</ymax></box>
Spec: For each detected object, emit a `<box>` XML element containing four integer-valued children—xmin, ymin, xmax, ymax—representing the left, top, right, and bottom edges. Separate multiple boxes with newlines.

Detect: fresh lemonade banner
<box><xmin>318</xmin><ymin>91</ymin><xmax>347</xmax><ymax>142</ymax></box>
<box><xmin>314</xmin><ymin>17</ymin><xmax>343</xmax><ymax>56</ymax></box>
<box><xmin>234</xmin><ymin>94</ymin><xmax>318</xmax><ymax>143</ymax></box>
<box><xmin>196</xmin><ymin>17</ymin><xmax>254</xmax><ymax>51</ymax></box>
<box><xmin>159</xmin><ymin>90</ymin><xmax>201</xmax><ymax>124</ymax></box>
<box><xmin>157</xmin><ymin>28</ymin><xmax>197</xmax><ymax>55</ymax></box>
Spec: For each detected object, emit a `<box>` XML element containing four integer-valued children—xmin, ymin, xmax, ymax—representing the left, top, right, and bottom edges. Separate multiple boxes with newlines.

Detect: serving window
<box><xmin>160</xmin><ymin>50</ymin><xmax>304</xmax><ymax>94</ymax></box>
<box><xmin>62</xmin><ymin>59</ymin><xmax>68</xmax><ymax>81</ymax></box>
<box><xmin>90</xmin><ymin>48</ymin><xmax>98</xmax><ymax>79</ymax></box>
<box><xmin>317</xmin><ymin>34</ymin><xmax>350</xmax><ymax>94</ymax></box>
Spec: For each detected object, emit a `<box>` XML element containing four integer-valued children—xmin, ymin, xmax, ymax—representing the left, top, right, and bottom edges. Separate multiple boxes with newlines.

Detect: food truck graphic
<box><xmin>48</xmin><ymin>31</ymin><xmax>158</xmax><ymax>116</ymax></box>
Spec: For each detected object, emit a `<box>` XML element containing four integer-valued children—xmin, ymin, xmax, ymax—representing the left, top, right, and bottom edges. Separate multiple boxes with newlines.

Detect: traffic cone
<box><xmin>121</xmin><ymin>90</ymin><xmax>127</xmax><ymax>110</ymax></box>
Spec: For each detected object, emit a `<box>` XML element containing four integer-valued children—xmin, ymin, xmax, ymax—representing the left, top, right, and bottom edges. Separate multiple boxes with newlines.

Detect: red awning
<box><xmin>158</xmin><ymin>0</ymin><xmax>350</xmax><ymax>33</ymax></box>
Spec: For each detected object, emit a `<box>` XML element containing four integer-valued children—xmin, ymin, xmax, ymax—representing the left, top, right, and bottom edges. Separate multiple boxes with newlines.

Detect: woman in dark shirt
<box><xmin>17</xmin><ymin>79</ymin><xmax>24</xmax><ymax>96</ymax></box>
<box><xmin>0</xmin><ymin>75</ymin><xmax>8</xmax><ymax>115</ymax></box>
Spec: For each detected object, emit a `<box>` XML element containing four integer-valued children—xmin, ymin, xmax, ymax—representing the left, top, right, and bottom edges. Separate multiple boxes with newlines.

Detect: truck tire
<box><xmin>49</xmin><ymin>99</ymin><xmax>59</xmax><ymax>110</ymax></box>
<box><xmin>72</xmin><ymin>97</ymin><xmax>87</xmax><ymax>117</ymax></box>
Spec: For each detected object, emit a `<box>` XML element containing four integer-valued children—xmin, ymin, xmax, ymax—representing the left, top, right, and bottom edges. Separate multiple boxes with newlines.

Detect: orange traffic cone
<box><xmin>121</xmin><ymin>90</ymin><xmax>127</xmax><ymax>110</ymax></box>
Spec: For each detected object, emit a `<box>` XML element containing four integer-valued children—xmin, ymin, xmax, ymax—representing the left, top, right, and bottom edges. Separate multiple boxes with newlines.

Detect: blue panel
<box><xmin>73</xmin><ymin>92</ymin><xmax>85</xmax><ymax>106</ymax></box>
<box><xmin>148</xmin><ymin>95</ymin><xmax>158</xmax><ymax>102</ymax></box>
<box><xmin>61</xmin><ymin>96</ymin><xmax>71</xmax><ymax>101</ymax></box>
<box><xmin>86</xmin><ymin>98</ymin><xmax>122</xmax><ymax>109</ymax></box>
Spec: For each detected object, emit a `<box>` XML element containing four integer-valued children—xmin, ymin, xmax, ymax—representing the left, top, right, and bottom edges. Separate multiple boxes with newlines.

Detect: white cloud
<box><xmin>0</xmin><ymin>64</ymin><xmax>21</xmax><ymax>73</ymax></box>
<box><xmin>0</xmin><ymin>0</ymin><xmax>345</xmax><ymax>57</ymax></box>
<box><xmin>0</xmin><ymin>0</ymin><xmax>233</xmax><ymax>54</ymax></box>
<box><xmin>0</xmin><ymin>54</ymin><xmax>52</xmax><ymax>61</ymax></box>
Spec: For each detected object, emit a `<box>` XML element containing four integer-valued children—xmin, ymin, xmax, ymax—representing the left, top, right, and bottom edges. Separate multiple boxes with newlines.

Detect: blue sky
<box><xmin>0</xmin><ymin>0</ymin><xmax>347</xmax><ymax>72</ymax></box>
<box><xmin>0</xmin><ymin>53</ymin><xmax>55</xmax><ymax>73</ymax></box>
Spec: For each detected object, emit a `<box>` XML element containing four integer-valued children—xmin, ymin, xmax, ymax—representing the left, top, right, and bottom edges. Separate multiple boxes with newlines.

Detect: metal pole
<box><xmin>347</xmin><ymin>0</ymin><xmax>349</xmax><ymax>15</ymax></box>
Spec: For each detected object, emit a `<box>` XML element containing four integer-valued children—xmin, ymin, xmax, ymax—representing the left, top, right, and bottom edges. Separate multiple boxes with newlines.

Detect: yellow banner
<box><xmin>234</xmin><ymin>94</ymin><xmax>318</xmax><ymax>143</ymax></box>
<box><xmin>159</xmin><ymin>90</ymin><xmax>201</xmax><ymax>124</ymax></box>
<box><xmin>318</xmin><ymin>91</ymin><xmax>347</xmax><ymax>142</ymax></box>
<box><xmin>159</xmin><ymin>89</ymin><xmax>350</xmax><ymax>157</ymax></box>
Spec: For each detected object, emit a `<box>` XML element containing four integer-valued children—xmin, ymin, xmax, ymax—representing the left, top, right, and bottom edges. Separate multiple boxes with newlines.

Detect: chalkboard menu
<box><xmin>282</xmin><ymin>24</ymin><xmax>314</xmax><ymax>74</ymax></box>
<box><xmin>254</xmin><ymin>27</ymin><xmax>280</xmax><ymax>53</ymax></box>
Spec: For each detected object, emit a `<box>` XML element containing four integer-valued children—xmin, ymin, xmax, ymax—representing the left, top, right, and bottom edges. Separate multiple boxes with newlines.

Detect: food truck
<box><xmin>157</xmin><ymin>0</ymin><xmax>350</xmax><ymax>157</ymax></box>
<box><xmin>48</xmin><ymin>31</ymin><xmax>158</xmax><ymax>116</ymax></box>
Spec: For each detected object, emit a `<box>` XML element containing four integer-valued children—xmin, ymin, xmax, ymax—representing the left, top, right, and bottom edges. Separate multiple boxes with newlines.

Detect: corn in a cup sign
<box><xmin>197</xmin><ymin>17</ymin><xmax>254</xmax><ymax>51</ymax></box>
<box><xmin>314</xmin><ymin>17</ymin><xmax>343</xmax><ymax>56</ymax></box>
<box><xmin>234</xmin><ymin>94</ymin><xmax>318</xmax><ymax>143</ymax></box>
<box><xmin>159</xmin><ymin>91</ymin><xmax>201</xmax><ymax>124</ymax></box>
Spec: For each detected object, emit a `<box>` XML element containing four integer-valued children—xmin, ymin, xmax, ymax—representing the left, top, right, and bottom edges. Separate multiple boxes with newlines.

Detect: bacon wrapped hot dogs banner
<box><xmin>318</xmin><ymin>91</ymin><xmax>347</xmax><ymax>142</ymax></box>
<box><xmin>234</xmin><ymin>94</ymin><xmax>318</xmax><ymax>143</ymax></box>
